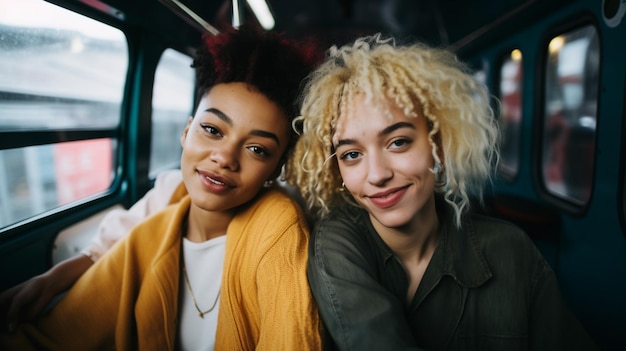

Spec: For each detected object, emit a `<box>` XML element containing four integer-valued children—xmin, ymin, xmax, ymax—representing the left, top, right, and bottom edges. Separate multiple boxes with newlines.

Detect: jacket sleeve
<box><xmin>307</xmin><ymin>219</ymin><xmax>426</xmax><ymax>351</ymax></box>
<box><xmin>528</xmin><ymin>252</ymin><xmax>599</xmax><ymax>351</ymax></box>
<box><xmin>254</xmin><ymin>218</ymin><xmax>323</xmax><ymax>350</ymax></box>
<box><xmin>81</xmin><ymin>169</ymin><xmax>182</xmax><ymax>261</ymax></box>
<box><xmin>0</xmin><ymin>235</ymin><xmax>133</xmax><ymax>350</ymax></box>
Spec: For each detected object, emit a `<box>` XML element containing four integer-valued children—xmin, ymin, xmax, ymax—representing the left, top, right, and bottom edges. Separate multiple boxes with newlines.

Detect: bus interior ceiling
<box><xmin>92</xmin><ymin>0</ymin><xmax>571</xmax><ymax>53</ymax></box>
<box><xmin>1</xmin><ymin>0</ymin><xmax>625</xmax><ymax>349</ymax></box>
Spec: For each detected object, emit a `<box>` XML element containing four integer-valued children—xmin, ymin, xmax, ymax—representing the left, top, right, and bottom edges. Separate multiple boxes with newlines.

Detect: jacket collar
<box><xmin>438</xmin><ymin>204</ymin><xmax>493</xmax><ymax>288</ymax></box>
<box><xmin>410</xmin><ymin>203</ymin><xmax>493</xmax><ymax>318</ymax></box>
<box><xmin>367</xmin><ymin>199</ymin><xmax>493</xmax><ymax>289</ymax></box>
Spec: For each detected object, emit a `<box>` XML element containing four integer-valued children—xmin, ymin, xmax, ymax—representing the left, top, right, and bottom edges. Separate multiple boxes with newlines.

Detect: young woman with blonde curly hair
<box><xmin>286</xmin><ymin>34</ymin><xmax>597</xmax><ymax>350</ymax></box>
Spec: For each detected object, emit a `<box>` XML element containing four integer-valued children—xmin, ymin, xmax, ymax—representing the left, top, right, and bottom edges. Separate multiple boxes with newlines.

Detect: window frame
<box><xmin>534</xmin><ymin>17</ymin><xmax>601</xmax><ymax>215</ymax></box>
<box><xmin>495</xmin><ymin>47</ymin><xmax>524</xmax><ymax>182</ymax></box>
<box><xmin>0</xmin><ymin>0</ymin><xmax>133</xmax><ymax>236</ymax></box>
<box><xmin>148</xmin><ymin>47</ymin><xmax>195</xmax><ymax>178</ymax></box>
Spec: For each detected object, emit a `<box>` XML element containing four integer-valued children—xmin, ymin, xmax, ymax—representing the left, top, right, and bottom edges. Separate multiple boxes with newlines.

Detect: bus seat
<box><xmin>52</xmin><ymin>205</ymin><xmax>125</xmax><ymax>265</ymax></box>
<box><xmin>482</xmin><ymin>193</ymin><xmax>562</xmax><ymax>241</ymax></box>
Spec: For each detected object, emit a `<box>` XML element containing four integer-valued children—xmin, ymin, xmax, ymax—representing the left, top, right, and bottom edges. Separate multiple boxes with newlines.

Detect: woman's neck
<box><xmin>372</xmin><ymin>196</ymin><xmax>440</xmax><ymax>264</ymax></box>
<box><xmin>378</xmin><ymin>216</ymin><xmax>439</xmax><ymax>264</ymax></box>
<box><xmin>184</xmin><ymin>204</ymin><xmax>233</xmax><ymax>243</ymax></box>
<box><xmin>371</xmin><ymin>197</ymin><xmax>441</xmax><ymax>303</ymax></box>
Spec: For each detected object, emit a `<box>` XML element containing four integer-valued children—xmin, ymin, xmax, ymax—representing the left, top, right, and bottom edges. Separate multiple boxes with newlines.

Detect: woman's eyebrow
<box><xmin>379</xmin><ymin>122</ymin><xmax>415</xmax><ymax>137</ymax></box>
<box><xmin>206</xmin><ymin>107</ymin><xmax>280</xmax><ymax>145</ymax></box>
<box><xmin>206</xmin><ymin>107</ymin><xmax>232</xmax><ymax>125</ymax></box>
<box><xmin>334</xmin><ymin>138</ymin><xmax>355</xmax><ymax>148</ymax></box>
<box><xmin>334</xmin><ymin>122</ymin><xmax>416</xmax><ymax>148</ymax></box>
<box><xmin>251</xmin><ymin>129</ymin><xmax>280</xmax><ymax>145</ymax></box>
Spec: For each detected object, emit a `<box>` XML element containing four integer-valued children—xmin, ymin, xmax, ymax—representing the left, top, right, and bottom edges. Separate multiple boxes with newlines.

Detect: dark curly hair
<box><xmin>192</xmin><ymin>25</ymin><xmax>321</xmax><ymax>125</ymax></box>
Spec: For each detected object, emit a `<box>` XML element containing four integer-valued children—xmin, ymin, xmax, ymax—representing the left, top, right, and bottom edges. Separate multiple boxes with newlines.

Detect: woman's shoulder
<box><xmin>315</xmin><ymin>204</ymin><xmax>367</xmax><ymax>230</ymax></box>
<box><xmin>468</xmin><ymin>213</ymin><xmax>529</xmax><ymax>241</ymax></box>
<box><xmin>108</xmin><ymin>196</ymin><xmax>189</xmax><ymax>264</ymax></box>
<box><xmin>465</xmin><ymin>213</ymin><xmax>545</xmax><ymax>265</ymax></box>
<box><xmin>130</xmin><ymin>196</ymin><xmax>190</xmax><ymax>238</ymax></box>
<box><xmin>231</xmin><ymin>187</ymin><xmax>309</xmax><ymax>235</ymax></box>
<box><xmin>323</xmin><ymin>202</ymin><xmax>368</xmax><ymax>221</ymax></box>
<box><xmin>310</xmin><ymin>205</ymin><xmax>371</xmax><ymax>251</ymax></box>
<box><xmin>246</xmin><ymin>187</ymin><xmax>303</xmax><ymax>215</ymax></box>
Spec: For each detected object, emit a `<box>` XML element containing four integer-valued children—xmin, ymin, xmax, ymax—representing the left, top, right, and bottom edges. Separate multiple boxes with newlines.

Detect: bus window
<box><xmin>473</xmin><ymin>64</ymin><xmax>487</xmax><ymax>87</ymax></box>
<box><xmin>542</xmin><ymin>25</ymin><xmax>599</xmax><ymax>206</ymax></box>
<box><xmin>149</xmin><ymin>49</ymin><xmax>194</xmax><ymax>177</ymax></box>
<box><xmin>498</xmin><ymin>49</ymin><xmax>523</xmax><ymax>179</ymax></box>
<box><xmin>0</xmin><ymin>0</ymin><xmax>128</xmax><ymax>229</ymax></box>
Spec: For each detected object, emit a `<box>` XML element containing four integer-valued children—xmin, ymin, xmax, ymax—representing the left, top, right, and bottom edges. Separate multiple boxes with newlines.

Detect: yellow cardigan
<box><xmin>1</xmin><ymin>188</ymin><xmax>322</xmax><ymax>350</ymax></box>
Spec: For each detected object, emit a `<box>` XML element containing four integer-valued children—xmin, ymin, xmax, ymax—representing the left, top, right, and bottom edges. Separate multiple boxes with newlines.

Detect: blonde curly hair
<box><xmin>285</xmin><ymin>34</ymin><xmax>499</xmax><ymax>228</ymax></box>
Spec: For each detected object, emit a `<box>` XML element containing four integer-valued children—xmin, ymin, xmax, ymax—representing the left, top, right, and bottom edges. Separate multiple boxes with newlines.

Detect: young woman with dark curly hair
<box><xmin>0</xmin><ymin>26</ymin><xmax>322</xmax><ymax>350</ymax></box>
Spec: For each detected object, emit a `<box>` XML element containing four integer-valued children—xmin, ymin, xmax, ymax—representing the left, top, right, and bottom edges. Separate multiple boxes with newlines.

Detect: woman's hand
<box><xmin>0</xmin><ymin>274</ymin><xmax>56</xmax><ymax>332</ymax></box>
<box><xmin>0</xmin><ymin>254</ymin><xmax>94</xmax><ymax>332</ymax></box>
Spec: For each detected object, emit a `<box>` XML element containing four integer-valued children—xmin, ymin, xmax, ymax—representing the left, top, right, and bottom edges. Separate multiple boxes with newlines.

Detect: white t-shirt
<box><xmin>177</xmin><ymin>235</ymin><xmax>226</xmax><ymax>351</ymax></box>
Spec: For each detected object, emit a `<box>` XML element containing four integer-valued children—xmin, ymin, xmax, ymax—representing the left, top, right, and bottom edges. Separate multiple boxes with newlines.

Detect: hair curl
<box><xmin>192</xmin><ymin>25</ymin><xmax>321</xmax><ymax>149</ymax></box>
<box><xmin>285</xmin><ymin>34</ymin><xmax>499</xmax><ymax>228</ymax></box>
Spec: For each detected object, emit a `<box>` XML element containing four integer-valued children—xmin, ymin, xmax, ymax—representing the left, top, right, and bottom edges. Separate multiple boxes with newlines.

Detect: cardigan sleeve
<box><xmin>0</xmin><ymin>233</ymin><xmax>132</xmax><ymax>350</ymax></box>
<box><xmin>217</xmin><ymin>189</ymin><xmax>323</xmax><ymax>350</ymax></box>
<box><xmin>0</xmin><ymin>202</ymin><xmax>183</xmax><ymax>351</ymax></box>
<box><xmin>254</xmin><ymin>218</ymin><xmax>322</xmax><ymax>350</ymax></box>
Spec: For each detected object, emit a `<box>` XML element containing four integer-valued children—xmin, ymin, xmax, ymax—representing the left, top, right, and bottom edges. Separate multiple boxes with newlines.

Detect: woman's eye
<box><xmin>202</xmin><ymin>124</ymin><xmax>221</xmax><ymax>136</ymax></box>
<box><xmin>390</xmin><ymin>138</ymin><xmax>410</xmax><ymax>149</ymax></box>
<box><xmin>248</xmin><ymin>145</ymin><xmax>270</xmax><ymax>157</ymax></box>
<box><xmin>340</xmin><ymin>151</ymin><xmax>360</xmax><ymax>161</ymax></box>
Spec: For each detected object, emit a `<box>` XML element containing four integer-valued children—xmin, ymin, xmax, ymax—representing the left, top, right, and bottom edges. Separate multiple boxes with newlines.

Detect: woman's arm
<box><xmin>0</xmin><ymin>236</ymin><xmax>133</xmax><ymax>350</ymax></box>
<box><xmin>0</xmin><ymin>169</ymin><xmax>183</xmax><ymax>331</ymax></box>
<box><xmin>255</xmin><ymin>220</ymin><xmax>323</xmax><ymax>350</ymax></box>
<box><xmin>528</xmin><ymin>254</ymin><xmax>599</xmax><ymax>350</ymax></box>
<box><xmin>83</xmin><ymin>169</ymin><xmax>183</xmax><ymax>261</ymax></box>
<box><xmin>0</xmin><ymin>255</ymin><xmax>93</xmax><ymax>333</ymax></box>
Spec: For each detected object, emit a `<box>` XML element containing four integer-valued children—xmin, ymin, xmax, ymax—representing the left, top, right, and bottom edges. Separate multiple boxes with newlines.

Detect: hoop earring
<box><xmin>432</xmin><ymin>161</ymin><xmax>442</xmax><ymax>175</ymax></box>
<box><xmin>339</xmin><ymin>182</ymin><xmax>346</xmax><ymax>192</ymax></box>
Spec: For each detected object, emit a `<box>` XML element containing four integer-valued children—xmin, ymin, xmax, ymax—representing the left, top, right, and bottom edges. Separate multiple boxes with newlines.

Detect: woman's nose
<box><xmin>210</xmin><ymin>143</ymin><xmax>240</xmax><ymax>171</ymax></box>
<box><xmin>366</xmin><ymin>152</ymin><xmax>392</xmax><ymax>186</ymax></box>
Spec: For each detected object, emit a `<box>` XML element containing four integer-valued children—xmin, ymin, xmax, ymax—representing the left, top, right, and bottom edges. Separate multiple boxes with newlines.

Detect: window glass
<box><xmin>0</xmin><ymin>0</ymin><xmax>127</xmax><ymax>130</ymax></box>
<box><xmin>0</xmin><ymin>139</ymin><xmax>116</xmax><ymax>228</ymax></box>
<box><xmin>498</xmin><ymin>49</ymin><xmax>523</xmax><ymax>178</ymax></box>
<box><xmin>542</xmin><ymin>25</ymin><xmax>599</xmax><ymax>205</ymax></box>
<box><xmin>0</xmin><ymin>0</ymin><xmax>127</xmax><ymax>229</ymax></box>
<box><xmin>150</xmin><ymin>48</ymin><xmax>194</xmax><ymax>177</ymax></box>
<box><xmin>473</xmin><ymin>68</ymin><xmax>487</xmax><ymax>86</ymax></box>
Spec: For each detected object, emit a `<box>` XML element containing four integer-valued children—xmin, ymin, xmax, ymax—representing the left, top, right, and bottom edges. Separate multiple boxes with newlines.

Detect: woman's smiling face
<box><xmin>332</xmin><ymin>93</ymin><xmax>437</xmax><ymax>230</ymax></box>
<box><xmin>180</xmin><ymin>82</ymin><xmax>289</xmax><ymax>213</ymax></box>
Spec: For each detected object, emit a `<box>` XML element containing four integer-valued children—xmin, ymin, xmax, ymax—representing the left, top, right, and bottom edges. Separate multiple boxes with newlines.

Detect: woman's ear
<box><xmin>268</xmin><ymin>163</ymin><xmax>285</xmax><ymax>182</ymax></box>
<box><xmin>180</xmin><ymin>117</ymin><xmax>194</xmax><ymax>148</ymax></box>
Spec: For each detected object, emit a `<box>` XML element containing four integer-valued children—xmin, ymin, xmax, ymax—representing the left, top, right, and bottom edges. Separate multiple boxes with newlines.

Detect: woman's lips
<box><xmin>366</xmin><ymin>186</ymin><xmax>409</xmax><ymax>209</ymax></box>
<box><xmin>197</xmin><ymin>170</ymin><xmax>234</xmax><ymax>194</ymax></box>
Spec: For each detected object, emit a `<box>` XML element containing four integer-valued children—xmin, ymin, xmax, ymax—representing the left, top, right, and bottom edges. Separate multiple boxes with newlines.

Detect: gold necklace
<box><xmin>182</xmin><ymin>262</ymin><xmax>220</xmax><ymax>319</ymax></box>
